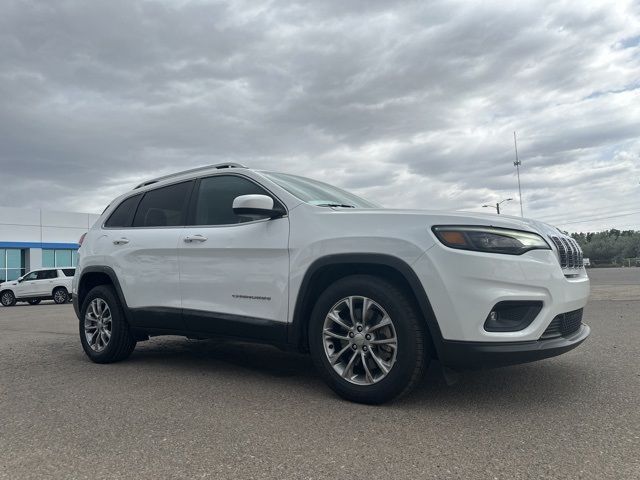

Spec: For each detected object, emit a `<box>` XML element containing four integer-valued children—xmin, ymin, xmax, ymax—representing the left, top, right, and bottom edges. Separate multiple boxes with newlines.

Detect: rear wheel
<box><xmin>309</xmin><ymin>275</ymin><xmax>429</xmax><ymax>404</ymax></box>
<box><xmin>28</xmin><ymin>299</ymin><xmax>41</xmax><ymax>305</ymax></box>
<box><xmin>1</xmin><ymin>291</ymin><xmax>16</xmax><ymax>307</ymax></box>
<box><xmin>79</xmin><ymin>285</ymin><xmax>136</xmax><ymax>363</ymax></box>
<box><xmin>53</xmin><ymin>288</ymin><xmax>69</xmax><ymax>304</ymax></box>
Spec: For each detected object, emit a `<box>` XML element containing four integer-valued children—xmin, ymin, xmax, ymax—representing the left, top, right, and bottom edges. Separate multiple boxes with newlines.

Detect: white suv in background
<box><xmin>73</xmin><ymin>163</ymin><xmax>590</xmax><ymax>404</ymax></box>
<box><xmin>1</xmin><ymin>268</ymin><xmax>74</xmax><ymax>306</ymax></box>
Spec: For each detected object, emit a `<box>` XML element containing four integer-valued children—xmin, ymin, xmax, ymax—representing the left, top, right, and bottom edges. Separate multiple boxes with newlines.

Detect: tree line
<box><xmin>571</xmin><ymin>229</ymin><xmax>640</xmax><ymax>266</ymax></box>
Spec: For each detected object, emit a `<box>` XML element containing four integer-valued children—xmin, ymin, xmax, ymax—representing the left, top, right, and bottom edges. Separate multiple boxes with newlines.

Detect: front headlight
<box><xmin>432</xmin><ymin>225</ymin><xmax>550</xmax><ymax>255</ymax></box>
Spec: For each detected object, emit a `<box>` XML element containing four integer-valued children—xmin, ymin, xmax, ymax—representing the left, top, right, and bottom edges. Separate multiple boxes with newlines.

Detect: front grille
<box><xmin>540</xmin><ymin>309</ymin><xmax>583</xmax><ymax>339</ymax></box>
<box><xmin>550</xmin><ymin>235</ymin><xmax>583</xmax><ymax>269</ymax></box>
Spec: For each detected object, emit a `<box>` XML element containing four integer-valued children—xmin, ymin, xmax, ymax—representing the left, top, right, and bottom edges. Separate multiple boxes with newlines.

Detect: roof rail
<box><xmin>134</xmin><ymin>163</ymin><xmax>247</xmax><ymax>189</ymax></box>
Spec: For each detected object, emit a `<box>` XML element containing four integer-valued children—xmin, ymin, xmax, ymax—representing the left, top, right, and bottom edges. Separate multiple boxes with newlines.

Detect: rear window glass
<box><xmin>105</xmin><ymin>194</ymin><xmax>142</xmax><ymax>228</ymax></box>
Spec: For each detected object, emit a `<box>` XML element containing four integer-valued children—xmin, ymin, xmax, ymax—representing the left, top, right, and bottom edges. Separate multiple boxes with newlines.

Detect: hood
<box><xmin>326</xmin><ymin>207</ymin><xmax>562</xmax><ymax>238</ymax></box>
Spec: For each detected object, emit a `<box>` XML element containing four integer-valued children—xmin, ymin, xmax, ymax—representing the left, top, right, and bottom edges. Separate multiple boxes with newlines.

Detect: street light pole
<box><xmin>513</xmin><ymin>131</ymin><xmax>523</xmax><ymax>217</ymax></box>
<box><xmin>483</xmin><ymin>198</ymin><xmax>513</xmax><ymax>215</ymax></box>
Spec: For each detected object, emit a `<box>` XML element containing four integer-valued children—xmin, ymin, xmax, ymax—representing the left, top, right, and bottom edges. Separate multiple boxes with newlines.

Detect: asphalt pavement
<box><xmin>1</xmin><ymin>268</ymin><xmax>638</xmax><ymax>479</ymax></box>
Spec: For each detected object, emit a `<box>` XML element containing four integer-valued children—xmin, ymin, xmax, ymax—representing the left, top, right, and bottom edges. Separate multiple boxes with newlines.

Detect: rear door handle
<box><xmin>113</xmin><ymin>238</ymin><xmax>130</xmax><ymax>245</ymax></box>
<box><xmin>184</xmin><ymin>235</ymin><xmax>207</xmax><ymax>243</ymax></box>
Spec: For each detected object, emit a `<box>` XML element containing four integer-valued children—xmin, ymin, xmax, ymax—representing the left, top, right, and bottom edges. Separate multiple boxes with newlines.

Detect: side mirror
<box><xmin>17</xmin><ymin>276</ymin><xmax>23</xmax><ymax>283</ymax></box>
<box><xmin>232</xmin><ymin>194</ymin><xmax>284</xmax><ymax>220</ymax></box>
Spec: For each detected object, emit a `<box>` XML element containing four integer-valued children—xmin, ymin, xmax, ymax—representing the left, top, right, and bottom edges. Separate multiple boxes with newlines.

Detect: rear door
<box><xmin>34</xmin><ymin>269</ymin><xmax>58</xmax><ymax>296</ymax></box>
<box><xmin>178</xmin><ymin>174</ymin><xmax>289</xmax><ymax>341</ymax></box>
<box><xmin>98</xmin><ymin>181</ymin><xmax>194</xmax><ymax>330</ymax></box>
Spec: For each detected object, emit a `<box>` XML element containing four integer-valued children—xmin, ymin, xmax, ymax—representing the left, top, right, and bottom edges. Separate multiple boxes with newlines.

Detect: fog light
<box><xmin>484</xmin><ymin>301</ymin><xmax>543</xmax><ymax>332</ymax></box>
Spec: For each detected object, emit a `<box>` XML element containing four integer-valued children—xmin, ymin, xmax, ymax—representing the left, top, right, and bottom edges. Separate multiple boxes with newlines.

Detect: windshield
<box><xmin>261</xmin><ymin>172</ymin><xmax>379</xmax><ymax>209</ymax></box>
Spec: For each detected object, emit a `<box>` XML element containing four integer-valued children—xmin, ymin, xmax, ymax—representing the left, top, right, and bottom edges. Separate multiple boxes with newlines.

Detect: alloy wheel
<box><xmin>322</xmin><ymin>296</ymin><xmax>398</xmax><ymax>385</ymax></box>
<box><xmin>84</xmin><ymin>298</ymin><xmax>112</xmax><ymax>352</ymax></box>
<box><xmin>1</xmin><ymin>291</ymin><xmax>14</xmax><ymax>306</ymax></box>
<box><xmin>54</xmin><ymin>290</ymin><xmax>67</xmax><ymax>303</ymax></box>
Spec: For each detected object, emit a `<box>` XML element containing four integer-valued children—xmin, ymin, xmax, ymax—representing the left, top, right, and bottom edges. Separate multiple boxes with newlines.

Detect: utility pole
<box><xmin>496</xmin><ymin>202</ymin><xmax>501</xmax><ymax>215</ymax></box>
<box><xmin>513</xmin><ymin>131</ymin><xmax>523</xmax><ymax>217</ymax></box>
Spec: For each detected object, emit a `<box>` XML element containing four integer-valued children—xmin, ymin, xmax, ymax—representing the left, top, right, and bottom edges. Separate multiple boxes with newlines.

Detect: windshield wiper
<box><xmin>315</xmin><ymin>203</ymin><xmax>356</xmax><ymax>208</ymax></box>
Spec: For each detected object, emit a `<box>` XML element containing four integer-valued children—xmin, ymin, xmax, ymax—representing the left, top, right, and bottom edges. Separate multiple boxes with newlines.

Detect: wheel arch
<box><xmin>76</xmin><ymin>266</ymin><xmax>131</xmax><ymax>322</ymax></box>
<box><xmin>51</xmin><ymin>285</ymin><xmax>69</xmax><ymax>296</ymax></box>
<box><xmin>288</xmin><ymin>253</ymin><xmax>444</xmax><ymax>358</ymax></box>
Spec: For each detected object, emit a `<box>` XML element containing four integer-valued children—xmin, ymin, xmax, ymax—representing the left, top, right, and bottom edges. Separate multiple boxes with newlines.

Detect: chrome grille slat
<box><xmin>561</xmin><ymin>237</ymin><xmax>574</xmax><ymax>268</ymax></box>
<box><xmin>550</xmin><ymin>235</ymin><xmax>583</xmax><ymax>270</ymax></box>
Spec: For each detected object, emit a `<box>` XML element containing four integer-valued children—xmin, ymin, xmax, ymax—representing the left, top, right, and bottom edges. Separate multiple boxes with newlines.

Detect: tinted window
<box><xmin>133</xmin><ymin>181</ymin><xmax>193</xmax><ymax>227</ymax></box>
<box><xmin>105</xmin><ymin>194</ymin><xmax>142</xmax><ymax>228</ymax></box>
<box><xmin>62</xmin><ymin>269</ymin><xmax>75</xmax><ymax>277</ymax></box>
<box><xmin>191</xmin><ymin>175</ymin><xmax>280</xmax><ymax>226</ymax></box>
<box><xmin>23</xmin><ymin>272</ymin><xmax>38</xmax><ymax>281</ymax></box>
<box><xmin>37</xmin><ymin>270</ymin><xmax>58</xmax><ymax>280</ymax></box>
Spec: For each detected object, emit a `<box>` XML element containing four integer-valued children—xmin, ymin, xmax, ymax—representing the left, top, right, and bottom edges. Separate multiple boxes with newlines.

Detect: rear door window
<box><xmin>36</xmin><ymin>270</ymin><xmax>58</xmax><ymax>280</ymax></box>
<box><xmin>133</xmin><ymin>181</ymin><xmax>194</xmax><ymax>228</ymax></box>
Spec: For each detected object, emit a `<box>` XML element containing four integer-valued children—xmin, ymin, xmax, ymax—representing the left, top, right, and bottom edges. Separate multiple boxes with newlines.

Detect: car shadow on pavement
<box><xmin>122</xmin><ymin>336</ymin><xmax>594</xmax><ymax>409</ymax></box>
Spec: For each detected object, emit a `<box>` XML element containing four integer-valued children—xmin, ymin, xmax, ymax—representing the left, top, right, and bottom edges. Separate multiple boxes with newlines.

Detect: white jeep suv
<box><xmin>73</xmin><ymin>163</ymin><xmax>590</xmax><ymax>403</ymax></box>
<box><xmin>1</xmin><ymin>268</ymin><xmax>74</xmax><ymax>306</ymax></box>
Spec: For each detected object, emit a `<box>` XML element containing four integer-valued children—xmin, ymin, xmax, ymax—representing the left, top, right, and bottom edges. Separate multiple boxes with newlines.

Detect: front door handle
<box><xmin>184</xmin><ymin>235</ymin><xmax>208</xmax><ymax>243</ymax></box>
<box><xmin>113</xmin><ymin>238</ymin><xmax>130</xmax><ymax>245</ymax></box>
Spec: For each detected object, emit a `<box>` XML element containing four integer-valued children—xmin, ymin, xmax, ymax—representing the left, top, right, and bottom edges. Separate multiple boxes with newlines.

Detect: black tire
<box><xmin>79</xmin><ymin>285</ymin><xmax>136</xmax><ymax>363</ymax></box>
<box><xmin>28</xmin><ymin>299</ymin><xmax>41</xmax><ymax>305</ymax></box>
<box><xmin>1</xmin><ymin>290</ymin><xmax>16</xmax><ymax>307</ymax></box>
<box><xmin>308</xmin><ymin>275</ymin><xmax>429</xmax><ymax>404</ymax></box>
<box><xmin>53</xmin><ymin>287</ymin><xmax>69</xmax><ymax>304</ymax></box>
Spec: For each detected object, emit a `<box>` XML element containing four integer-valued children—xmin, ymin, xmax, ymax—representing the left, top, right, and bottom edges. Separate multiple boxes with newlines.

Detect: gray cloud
<box><xmin>0</xmin><ymin>0</ymin><xmax>639</xmax><ymax>232</ymax></box>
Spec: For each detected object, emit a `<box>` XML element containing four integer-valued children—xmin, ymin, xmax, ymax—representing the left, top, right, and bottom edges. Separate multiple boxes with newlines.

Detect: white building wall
<box><xmin>0</xmin><ymin>206</ymin><xmax>100</xmax><ymax>272</ymax></box>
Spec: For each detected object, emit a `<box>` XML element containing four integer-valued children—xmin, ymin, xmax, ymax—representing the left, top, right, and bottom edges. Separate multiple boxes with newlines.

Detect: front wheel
<box><xmin>309</xmin><ymin>275</ymin><xmax>429</xmax><ymax>404</ymax></box>
<box><xmin>79</xmin><ymin>285</ymin><xmax>136</xmax><ymax>363</ymax></box>
<box><xmin>1</xmin><ymin>290</ymin><xmax>16</xmax><ymax>307</ymax></box>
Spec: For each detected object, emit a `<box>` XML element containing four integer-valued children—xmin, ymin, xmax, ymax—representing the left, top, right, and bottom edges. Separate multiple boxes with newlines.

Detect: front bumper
<box><xmin>414</xmin><ymin>244</ymin><xmax>590</xmax><ymax>342</ymax></box>
<box><xmin>438</xmin><ymin>323</ymin><xmax>590</xmax><ymax>369</ymax></box>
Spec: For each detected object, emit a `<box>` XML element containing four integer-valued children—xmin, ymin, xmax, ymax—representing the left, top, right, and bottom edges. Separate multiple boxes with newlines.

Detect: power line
<box><xmin>556</xmin><ymin>210</ymin><xmax>640</xmax><ymax>227</ymax></box>
<box><xmin>536</xmin><ymin>200</ymin><xmax>640</xmax><ymax>223</ymax></box>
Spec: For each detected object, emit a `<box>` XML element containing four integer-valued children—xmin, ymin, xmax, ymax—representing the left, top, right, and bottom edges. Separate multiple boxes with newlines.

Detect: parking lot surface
<box><xmin>1</xmin><ymin>268</ymin><xmax>639</xmax><ymax>479</ymax></box>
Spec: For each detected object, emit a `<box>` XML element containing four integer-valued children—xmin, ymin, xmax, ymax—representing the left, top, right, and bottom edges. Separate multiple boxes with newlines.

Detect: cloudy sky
<box><xmin>1</xmin><ymin>0</ymin><xmax>639</xmax><ymax>232</ymax></box>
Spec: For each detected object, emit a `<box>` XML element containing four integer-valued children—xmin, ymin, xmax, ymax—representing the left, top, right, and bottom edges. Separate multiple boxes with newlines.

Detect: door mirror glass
<box><xmin>232</xmin><ymin>194</ymin><xmax>283</xmax><ymax>220</ymax></box>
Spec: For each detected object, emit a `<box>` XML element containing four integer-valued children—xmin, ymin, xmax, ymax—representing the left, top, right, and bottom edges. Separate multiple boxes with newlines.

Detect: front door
<box><xmin>179</xmin><ymin>174</ymin><xmax>289</xmax><ymax>342</ymax></box>
<box><xmin>15</xmin><ymin>271</ymin><xmax>38</xmax><ymax>298</ymax></box>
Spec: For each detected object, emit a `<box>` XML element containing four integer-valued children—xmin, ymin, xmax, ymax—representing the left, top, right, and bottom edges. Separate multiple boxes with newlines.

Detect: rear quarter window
<box><xmin>62</xmin><ymin>269</ymin><xmax>75</xmax><ymax>277</ymax></box>
<box><xmin>104</xmin><ymin>194</ymin><xmax>142</xmax><ymax>228</ymax></box>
